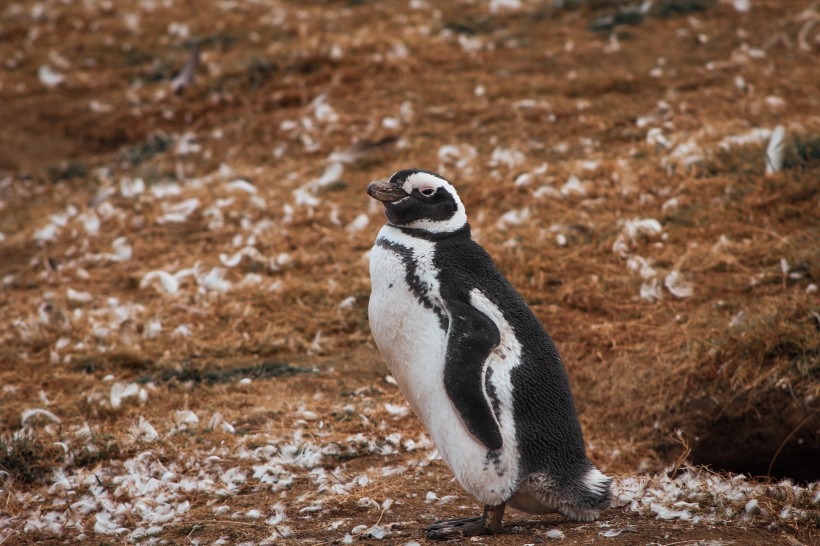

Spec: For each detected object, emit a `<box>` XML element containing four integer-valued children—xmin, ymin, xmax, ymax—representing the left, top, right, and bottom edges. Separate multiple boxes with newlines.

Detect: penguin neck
<box><xmin>394</xmin><ymin>223</ymin><xmax>471</xmax><ymax>242</ymax></box>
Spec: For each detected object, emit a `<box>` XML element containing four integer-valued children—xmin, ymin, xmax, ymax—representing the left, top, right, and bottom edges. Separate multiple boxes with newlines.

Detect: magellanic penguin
<box><xmin>367</xmin><ymin>169</ymin><xmax>612</xmax><ymax>539</ymax></box>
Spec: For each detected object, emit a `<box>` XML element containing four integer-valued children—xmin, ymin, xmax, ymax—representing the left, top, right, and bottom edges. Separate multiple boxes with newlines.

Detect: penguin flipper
<box><xmin>442</xmin><ymin>299</ymin><xmax>504</xmax><ymax>451</ymax></box>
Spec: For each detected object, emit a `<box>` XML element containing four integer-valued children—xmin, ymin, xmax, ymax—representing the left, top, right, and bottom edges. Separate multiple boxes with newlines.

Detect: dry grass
<box><xmin>0</xmin><ymin>0</ymin><xmax>818</xmax><ymax>544</ymax></box>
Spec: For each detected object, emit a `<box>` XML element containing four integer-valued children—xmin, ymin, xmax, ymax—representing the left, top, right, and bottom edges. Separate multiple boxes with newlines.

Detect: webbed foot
<box><xmin>424</xmin><ymin>503</ymin><xmax>505</xmax><ymax>540</ymax></box>
<box><xmin>424</xmin><ymin>516</ymin><xmax>483</xmax><ymax>539</ymax></box>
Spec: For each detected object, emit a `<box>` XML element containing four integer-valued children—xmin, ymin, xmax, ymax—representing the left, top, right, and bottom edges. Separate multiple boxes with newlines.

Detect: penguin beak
<box><xmin>367</xmin><ymin>180</ymin><xmax>407</xmax><ymax>203</ymax></box>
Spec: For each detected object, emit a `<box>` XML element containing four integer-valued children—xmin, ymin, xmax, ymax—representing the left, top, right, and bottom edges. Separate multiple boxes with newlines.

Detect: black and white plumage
<box><xmin>367</xmin><ymin>169</ymin><xmax>612</xmax><ymax>538</ymax></box>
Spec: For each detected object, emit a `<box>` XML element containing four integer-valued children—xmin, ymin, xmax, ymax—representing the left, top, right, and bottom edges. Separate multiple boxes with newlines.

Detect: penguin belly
<box><xmin>368</xmin><ymin>233</ymin><xmax>521</xmax><ymax>506</ymax></box>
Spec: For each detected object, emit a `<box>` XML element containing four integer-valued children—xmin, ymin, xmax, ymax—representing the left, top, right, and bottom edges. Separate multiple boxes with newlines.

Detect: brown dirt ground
<box><xmin>0</xmin><ymin>0</ymin><xmax>818</xmax><ymax>544</ymax></box>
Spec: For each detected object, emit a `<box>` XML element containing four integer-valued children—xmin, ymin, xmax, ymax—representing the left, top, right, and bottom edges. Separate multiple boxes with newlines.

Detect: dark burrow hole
<box><xmin>688</xmin><ymin>410</ymin><xmax>820</xmax><ymax>483</ymax></box>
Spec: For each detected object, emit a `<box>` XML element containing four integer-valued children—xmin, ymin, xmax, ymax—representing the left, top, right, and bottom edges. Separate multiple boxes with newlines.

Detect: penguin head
<box><xmin>367</xmin><ymin>169</ymin><xmax>467</xmax><ymax>234</ymax></box>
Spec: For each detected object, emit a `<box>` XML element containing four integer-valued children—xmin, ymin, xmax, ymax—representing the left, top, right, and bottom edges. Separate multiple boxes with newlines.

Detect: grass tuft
<box><xmin>141</xmin><ymin>360</ymin><xmax>311</xmax><ymax>386</ymax></box>
<box><xmin>0</xmin><ymin>432</ymin><xmax>62</xmax><ymax>484</ymax></box>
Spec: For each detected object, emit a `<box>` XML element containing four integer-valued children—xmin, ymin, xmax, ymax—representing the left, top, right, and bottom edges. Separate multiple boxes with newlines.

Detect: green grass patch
<box><xmin>141</xmin><ymin>360</ymin><xmax>311</xmax><ymax>385</ymax></box>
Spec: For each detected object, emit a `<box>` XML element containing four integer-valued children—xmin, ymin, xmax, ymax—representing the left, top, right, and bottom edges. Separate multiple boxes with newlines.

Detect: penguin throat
<box><xmin>395</xmin><ymin>223</ymin><xmax>471</xmax><ymax>241</ymax></box>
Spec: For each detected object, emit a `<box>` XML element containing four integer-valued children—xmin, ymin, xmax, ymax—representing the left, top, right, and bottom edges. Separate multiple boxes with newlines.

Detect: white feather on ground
<box><xmin>765</xmin><ymin>124</ymin><xmax>786</xmax><ymax>176</ymax></box>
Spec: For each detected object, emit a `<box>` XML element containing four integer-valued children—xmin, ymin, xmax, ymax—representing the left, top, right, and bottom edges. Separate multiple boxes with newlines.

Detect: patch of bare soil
<box><xmin>0</xmin><ymin>0</ymin><xmax>818</xmax><ymax>544</ymax></box>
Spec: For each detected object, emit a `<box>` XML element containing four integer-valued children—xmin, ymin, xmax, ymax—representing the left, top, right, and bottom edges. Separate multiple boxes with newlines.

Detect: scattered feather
<box><xmin>199</xmin><ymin>266</ymin><xmax>232</xmax><ymax>293</ymax></box>
<box><xmin>38</xmin><ymin>64</ymin><xmax>65</xmax><ymax>87</ymax></box>
<box><xmin>140</xmin><ymin>271</ymin><xmax>180</xmax><ymax>296</ymax></box>
<box><xmin>664</xmin><ymin>271</ymin><xmax>694</xmax><ymax>299</ymax></box>
<box><xmin>174</xmin><ymin>410</ymin><xmax>200</xmax><ymax>430</ymax></box>
<box><xmin>79</xmin><ymin>211</ymin><xmax>101</xmax><ymax>235</ymax></box>
<box><xmin>627</xmin><ymin>256</ymin><xmax>658</xmax><ymax>280</ymax></box>
<box><xmin>151</xmin><ymin>182</ymin><xmax>182</xmax><ymax>199</ymax></box>
<box><xmin>490</xmin><ymin>0</ymin><xmax>522</xmax><ymax>12</ymax></box>
<box><xmin>366</xmin><ymin>524</ymin><xmax>388</xmax><ymax>539</ymax></box>
<box><xmin>719</xmin><ymin>128</ymin><xmax>772</xmax><ymax>150</ymax></box>
<box><xmin>560</xmin><ymin>176</ymin><xmax>587</xmax><ymax>197</ymax></box>
<box><xmin>219</xmin><ymin>246</ymin><xmax>263</xmax><ymax>268</ymax></box>
<box><xmin>110</xmin><ymin>382</ymin><xmax>142</xmax><ymax>409</ymax></box>
<box><xmin>337</xmin><ymin>296</ymin><xmax>356</xmax><ymax>311</ymax></box>
<box><xmin>143</xmin><ymin>319</ymin><xmax>162</xmax><ymax>339</ymax></box>
<box><xmin>765</xmin><ymin>125</ymin><xmax>786</xmax><ymax>176</ymax></box>
<box><xmin>745</xmin><ymin>499</ymin><xmax>761</xmax><ymax>515</ymax></box>
<box><xmin>314</xmin><ymin>163</ymin><xmax>344</xmax><ymax>187</ymax></box>
<box><xmin>729</xmin><ymin>311</ymin><xmax>747</xmax><ymax>328</ymax></box>
<box><xmin>107</xmin><ymin>237</ymin><xmax>133</xmax><ymax>262</ymax></box>
<box><xmin>346</xmin><ymin>213</ymin><xmax>369</xmax><ymax>233</ymax></box>
<box><xmin>765</xmin><ymin>96</ymin><xmax>785</xmax><ymax>109</ymax></box>
<box><xmin>158</xmin><ymin>198</ymin><xmax>200</xmax><ymax>224</ymax></box>
<box><xmin>94</xmin><ymin>512</ymin><xmax>128</xmax><ymax>535</ymax></box>
<box><xmin>245</xmin><ymin>509</ymin><xmax>262</xmax><ymax>519</ymax></box>
<box><xmin>357</xmin><ymin>497</ymin><xmax>380</xmax><ymax>510</ymax></box>
<box><xmin>624</xmin><ymin>218</ymin><xmax>663</xmax><ymax>242</ymax></box>
<box><xmin>651</xmin><ymin>502</ymin><xmax>692</xmax><ymax>520</ymax></box>
<box><xmin>646</xmin><ymin>127</ymin><xmax>671</xmax><ymax>148</ymax></box>
<box><xmin>534</xmin><ymin>185</ymin><xmax>562</xmax><ymax>200</ymax></box>
<box><xmin>489</xmin><ymin>147</ymin><xmax>526</xmax><ymax>169</ymax></box>
<box><xmin>21</xmin><ymin>408</ymin><xmax>61</xmax><ymax>425</ymax></box>
<box><xmin>170</xmin><ymin>47</ymin><xmax>200</xmax><ymax>95</ymax></box>
<box><xmin>385</xmin><ymin>403</ymin><xmax>409</xmax><ymax>418</ymax></box>
<box><xmin>312</xmin><ymin>95</ymin><xmax>340</xmax><ymax>124</ymax></box>
<box><xmin>496</xmin><ymin>207</ymin><xmax>530</xmax><ymax>229</ymax></box>
<box><xmin>546</xmin><ymin>529</ymin><xmax>565</xmax><ymax>539</ymax></box>
<box><xmin>67</xmin><ymin>288</ymin><xmax>93</xmax><ymax>303</ymax></box>
<box><xmin>640</xmin><ymin>278</ymin><xmax>663</xmax><ymax>301</ymax></box>
<box><xmin>661</xmin><ymin>197</ymin><xmax>679</xmax><ymax>213</ymax></box>
<box><xmin>130</xmin><ymin>417</ymin><xmax>159</xmax><ymax>442</ymax></box>
<box><xmin>225</xmin><ymin>179</ymin><xmax>257</xmax><ymax>194</ymax></box>
<box><xmin>381</xmin><ymin>117</ymin><xmax>400</xmax><ymax>129</ymax></box>
<box><xmin>120</xmin><ymin>177</ymin><xmax>145</xmax><ymax>198</ymax></box>
<box><xmin>437</xmin><ymin>144</ymin><xmax>477</xmax><ymax>170</ymax></box>
<box><xmin>600</xmin><ymin>527</ymin><xmax>635</xmax><ymax>537</ymax></box>
<box><xmin>175</xmin><ymin>133</ymin><xmax>201</xmax><ymax>155</ymax></box>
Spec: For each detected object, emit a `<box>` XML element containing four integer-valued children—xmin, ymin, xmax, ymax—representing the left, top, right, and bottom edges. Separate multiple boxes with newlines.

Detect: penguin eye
<box><xmin>420</xmin><ymin>187</ymin><xmax>435</xmax><ymax>197</ymax></box>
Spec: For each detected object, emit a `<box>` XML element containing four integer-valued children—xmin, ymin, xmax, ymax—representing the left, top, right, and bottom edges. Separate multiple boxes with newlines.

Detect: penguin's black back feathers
<box><xmin>416</xmin><ymin>224</ymin><xmax>590</xmax><ymax>484</ymax></box>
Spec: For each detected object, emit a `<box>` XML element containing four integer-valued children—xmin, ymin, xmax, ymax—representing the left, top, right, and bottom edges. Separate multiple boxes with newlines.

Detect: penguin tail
<box><xmin>508</xmin><ymin>464</ymin><xmax>613</xmax><ymax>521</ymax></box>
<box><xmin>562</xmin><ymin>465</ymin><xmax>613</xmax><ymax>521</ymax></box>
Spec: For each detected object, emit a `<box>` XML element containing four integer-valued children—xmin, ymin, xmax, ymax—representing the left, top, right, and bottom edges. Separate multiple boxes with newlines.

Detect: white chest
<box><xmin>368</xmin><ymin>228</ymin><xmax>446</xmax><ymax>399</ymax></box>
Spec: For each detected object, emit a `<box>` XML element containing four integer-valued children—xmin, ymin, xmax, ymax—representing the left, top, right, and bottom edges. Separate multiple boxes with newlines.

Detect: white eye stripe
<box><xmin>401</xmin><ymin>172</ymin><xmax>447</xmax><ymax>194</ymax></box>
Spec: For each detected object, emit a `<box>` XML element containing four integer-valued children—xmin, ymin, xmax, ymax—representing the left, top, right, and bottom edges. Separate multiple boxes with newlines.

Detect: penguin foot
<box><xmin>424</xmin><ymin>516</ymin><xmax>484</xmax><ymax>540</ymax></box>
<box><xmin>424</xmin><ymin>503</ymin><xmax>505</xmax><ymax>540</ymax></box>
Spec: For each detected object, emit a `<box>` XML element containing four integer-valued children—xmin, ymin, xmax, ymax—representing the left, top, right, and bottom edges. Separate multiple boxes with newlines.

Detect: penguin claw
<box><xmin>423</xmin><ymin>516</ymin><xmax>481</xmax><ymax>531</ymax></box>
<box><xmin>424</xmin><ymin>503</ymin><xmax>506</xmax><ymax>540</ymax></box>
<box><xmin>424</xmin><ymin>517</ymin><xmax>489</xmax><ymax>540</ymax></box>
